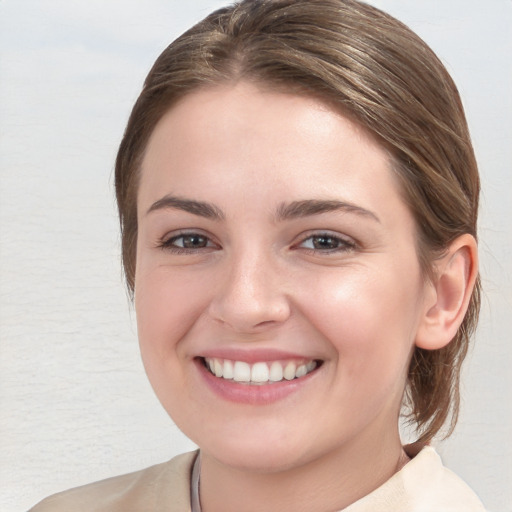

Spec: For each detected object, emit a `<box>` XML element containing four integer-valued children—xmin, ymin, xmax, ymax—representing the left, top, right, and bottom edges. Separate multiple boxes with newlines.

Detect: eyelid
<box><xmin>292</xmin><ymin>230</ymin><xmax>357</xmax><ymax>252</ymax></box>
<box><xmin>155</xmin><ymin>228</ymin><xmax>357</xmax><ymax>254</ymax></box>
<box><xmin>157</xmin><ymin>229</ymin><xmax>220</xmax><ymax>252</ymax></box>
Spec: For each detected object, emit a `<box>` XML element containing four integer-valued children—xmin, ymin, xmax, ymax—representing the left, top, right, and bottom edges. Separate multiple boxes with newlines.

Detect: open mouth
<box><xmin>200</xmin><ymin>357</ymin><xmax>322</xmax><ymax>385</ymax></box>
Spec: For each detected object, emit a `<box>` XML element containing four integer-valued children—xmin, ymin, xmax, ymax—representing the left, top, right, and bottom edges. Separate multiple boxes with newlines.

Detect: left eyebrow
<box><xmin>146</xmin><ymin>195</ymin><xmax>225</xmax><ymax>220</ymax></box>
<box><xmin>275</xmin><ymin>199</ymin><xmax>380</xmax><ymax>223</ymax></box>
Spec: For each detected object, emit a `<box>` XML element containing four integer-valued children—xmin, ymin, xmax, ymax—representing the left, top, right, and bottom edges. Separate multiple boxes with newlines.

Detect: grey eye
<box><xmin>173</xmin><ymin>234</ymin><xmax>209</xmax><ymax>248</ymax></box>
<box><xmin>301</xmin><ymin>235</ymin><xmax>344</xmax><ymax>250</ymax></box>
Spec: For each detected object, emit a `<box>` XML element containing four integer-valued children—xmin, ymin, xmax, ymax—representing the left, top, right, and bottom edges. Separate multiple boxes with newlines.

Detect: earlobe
<box><xmin>415</xmin><ymin>234</ymin><xmax>478</xmax><ymax>350</ymax></box>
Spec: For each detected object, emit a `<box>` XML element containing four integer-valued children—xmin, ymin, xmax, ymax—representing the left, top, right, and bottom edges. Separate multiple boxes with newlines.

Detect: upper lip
<box><xmin>197</xmin><ymin>348</ymin><xmax>320</xmax><ymax>364</ymax></box>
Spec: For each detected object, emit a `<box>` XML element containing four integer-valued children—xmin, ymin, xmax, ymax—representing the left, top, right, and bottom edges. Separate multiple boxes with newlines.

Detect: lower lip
<box><xmin>195</xmin><ymin>359</ymin><xmax>318</xmax><ymax>405</ymax></box>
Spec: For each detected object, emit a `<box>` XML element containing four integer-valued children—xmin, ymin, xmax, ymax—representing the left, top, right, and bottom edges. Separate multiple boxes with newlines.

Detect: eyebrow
<box><xmin>146</xmin><ymin>195</ymin><xmax>379</xmax><ymax>223</ymax></box>
<box><xmin>146</xmin><ymin>195</ymin><xmax>225</xmax><ymax>220</ymax></box>
<box><xmin>275</xmin><ymin>199</ymin><xmax>380</xmax><ymax>223</ymax></box>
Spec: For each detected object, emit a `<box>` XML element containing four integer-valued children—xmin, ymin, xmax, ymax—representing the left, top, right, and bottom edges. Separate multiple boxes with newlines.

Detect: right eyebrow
<box><xmin>275</xmin><ymin>199</ymin><xmax>380</xmax><ymax>223</ymax></box>
<box><xmin>146</xmin><ymin>195</ymin><xmax>225</xmax><ymax>220</ymax></box>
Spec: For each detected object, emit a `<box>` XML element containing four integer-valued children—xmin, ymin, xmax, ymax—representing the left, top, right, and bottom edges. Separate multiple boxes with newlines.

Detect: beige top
<box><xmin>30</xmin><ymin>446</ymin><xmax>486</xmax><ymax>511</ymax></box>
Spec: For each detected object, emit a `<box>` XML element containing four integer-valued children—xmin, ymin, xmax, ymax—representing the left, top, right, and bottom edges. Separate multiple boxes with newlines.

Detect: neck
<box><xmin>199</xmin><ymin>427</ymin><xmax>407</xmax><ymax>512</ymax></box>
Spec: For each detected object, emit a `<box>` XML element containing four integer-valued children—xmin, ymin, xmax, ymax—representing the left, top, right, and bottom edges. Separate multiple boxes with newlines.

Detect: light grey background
<box><xmin>1</xmin><ymin>1</ymin><xmax>510</xmax><ymax>511</ymax></box>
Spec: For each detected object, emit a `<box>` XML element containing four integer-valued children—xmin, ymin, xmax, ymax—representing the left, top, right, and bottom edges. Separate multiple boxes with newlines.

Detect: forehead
<box><xmin>141</xmin><ymin>84</ymin><xmax>389</xmax><ymax>186</ymax></box>
<box><xmin>137</xmin><ymin>82</ymin><xmax>413</xmax><ymax>234</ymax></box>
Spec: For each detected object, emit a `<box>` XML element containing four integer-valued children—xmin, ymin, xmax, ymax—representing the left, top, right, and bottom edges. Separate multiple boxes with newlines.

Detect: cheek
<box><xmin>295</xmin><ymin>264</ymin><xmax>422</xmax><ymax>373</ymax></box>
<box><xmin>135</xmin><ymin>266</ymin><xmax>209</xmax><ymax>360</ymax></box>
<box><xmin>134</xmin><ymin>266</ymin><xmax>214</xmax><ymax>420</ymax></box>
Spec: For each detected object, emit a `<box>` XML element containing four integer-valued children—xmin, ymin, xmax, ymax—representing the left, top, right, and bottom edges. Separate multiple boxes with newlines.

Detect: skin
<box><xmin>134</xmin><ymin>82</ymin><xmax>470</xmax><ymax>511</ymax></box>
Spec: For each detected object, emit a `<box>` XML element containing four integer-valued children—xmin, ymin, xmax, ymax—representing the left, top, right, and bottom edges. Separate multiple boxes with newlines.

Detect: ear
<box><xmin>415</xmin><ymin>234</ymin><xmax>478</xmax><ymax>350</ymax></box>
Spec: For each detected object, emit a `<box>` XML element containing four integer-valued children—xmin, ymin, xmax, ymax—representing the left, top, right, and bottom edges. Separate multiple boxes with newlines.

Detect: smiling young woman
<box><xmin>134</xmin><ymin>83</ymin><xmax>459</xmax><ymax>510</ymax></box>
<box><xmin>31</xmin><ymin>1</ymin><xmax>485</xmax><ymax>511</ymax></box>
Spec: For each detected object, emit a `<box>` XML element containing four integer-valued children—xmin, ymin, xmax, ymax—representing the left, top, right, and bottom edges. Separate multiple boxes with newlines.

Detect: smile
<box><xmin>203</xmin><ymin>357</ymin><xmax>319</xmax><ymax>385</ymax></box>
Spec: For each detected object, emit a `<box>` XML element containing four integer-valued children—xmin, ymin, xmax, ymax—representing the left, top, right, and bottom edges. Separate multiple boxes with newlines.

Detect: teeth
<box><xmin>214</xmin><ymin>359</ymin><xmax>223</xmax><ymax>378</ymax></box>
<box><xmin>204</xmin><ymin>358</ymin><xmax>318</xmax><ymax>384</ymax></box>
<box><xmin>269</xmin><ymin>361</ymin><xmax>283</xmax><ymax>382</ymax></box>
<box><xmin>251</xmin><ymin>362</ymin><xmax>269</xmax><ymax>383</ymax></box>
<box><xmin>283</xmin><ymin>361</ymin><xmax>296</xmax><ymax>380</ymax></box>
<box><xmin>233</xmin><ymin>361</ymin><xmax>251</xmax><ymax>382</ymax></box>
<box><xmin>295</xmin><ymin>364</ymin><xmax>307</xmax><ymax>378</ymax></box>
<box><xmin>223</xmin><ymin>359</ymin><xmax>234</xmax><ymax>379</ymax></box>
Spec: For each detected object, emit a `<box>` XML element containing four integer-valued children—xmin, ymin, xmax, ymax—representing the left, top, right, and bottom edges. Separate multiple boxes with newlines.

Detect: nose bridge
<box><xmin>210</xmin><ymin>242</ymin><xmax>290</xmax><ymax>331</ymax></box>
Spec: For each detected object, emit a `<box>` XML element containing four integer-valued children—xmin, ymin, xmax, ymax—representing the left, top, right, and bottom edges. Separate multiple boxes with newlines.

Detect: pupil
<box><xmin>313</xmin><ymin>236</ymin><xmax>337</xmax><ymax>249</ymax></box>
<box><xmin>184</xmin><ymin>235</ymin><xmax>206</xmax><ymax>248</ymax></box>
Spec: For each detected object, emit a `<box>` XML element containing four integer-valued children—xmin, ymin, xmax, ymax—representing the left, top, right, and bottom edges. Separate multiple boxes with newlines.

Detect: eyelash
<box><xmin>295</xmin><ymin>232</ymin><xmax>356</xmax><ymax>253</ymax></box>
<box><xmin>157</xmin><ymin>231</ymin><xmax>218</xmax><ymax>254</ymax></box>
<box><xmin>158</xmin><ymin>230</ymin><xmax>356</xmax><ymax>256</ymax></box>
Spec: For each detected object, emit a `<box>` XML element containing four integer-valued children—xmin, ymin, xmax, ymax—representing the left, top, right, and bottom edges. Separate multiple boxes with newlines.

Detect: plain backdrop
<box><xmin>1</xmin><ymin>1</ymin><xmax>511</xmax><ymax>511</ymax></box>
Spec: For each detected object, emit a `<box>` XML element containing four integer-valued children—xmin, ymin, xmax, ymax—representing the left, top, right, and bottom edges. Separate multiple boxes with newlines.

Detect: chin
<box><xmin>188</xmin><ymin>417</ymin><xmax>326</xmax><ymax>474</ymax></box>
<box><xmin>205</xmin><ymin>439</ymin><xmax>309</xmax><ymax>474</ymax></box>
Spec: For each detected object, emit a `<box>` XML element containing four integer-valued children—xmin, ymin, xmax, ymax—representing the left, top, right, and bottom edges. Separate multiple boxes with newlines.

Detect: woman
<box><xmin>31</xmin><ymin>0</ymin><xmax>485</xmax><ymax>510</ymax></box>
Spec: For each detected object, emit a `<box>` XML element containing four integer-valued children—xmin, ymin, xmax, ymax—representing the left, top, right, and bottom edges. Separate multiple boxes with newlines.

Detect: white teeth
<box><xmin>269</xmin><ymin>361</ymin><xmax>284</xmax><ymax>382</ymax></box>
<box><xmin>295</xmin><ymin>364</ymin><xmax>307</xmax><ymax>378</ymax></box>
<box><xmin>251</xmin><ymin>362</ymin><xmax>270</xmax><ymax>383</ymax></box>
<box><xmin>214</xmin><ymin>359</ymin><xmax>223</xmax><ymax>378</ymax></box>
<box><xmin>233</xmin><ymin>361</ymin><xmax>251</xmax><ymax>382</ymax></box>
<box><xmin>223</xmin><ymin>359</ymin><xmax>234</xmax><ymax>379</ymax></box>
<box><xmin>283</xmin><ymin>361</ymin><xmax>296</xmax><ymax>380</ymax></box>
<box><xmin>204</xmin><ymin>358</ymin><xmax>318</xmax><ymax>384</ymax></box>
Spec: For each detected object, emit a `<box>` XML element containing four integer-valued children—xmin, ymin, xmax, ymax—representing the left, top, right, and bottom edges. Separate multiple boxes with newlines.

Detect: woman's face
<box><xmin>135</xmin><ymin>82</ymin><xmax>430</xmax><ymax>472</ymax></box>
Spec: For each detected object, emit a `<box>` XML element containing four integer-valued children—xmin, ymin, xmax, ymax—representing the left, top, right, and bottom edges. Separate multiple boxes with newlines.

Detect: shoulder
<box><xmin>397</xmin><ymin>445</ymin><xmax>487</xmax><ymax>512</ymax></box>
<box><xmin>345</xmin><ymin>445</ymin><xmax>487</xmax><ymax>512</ymax></box>
<box><xmin>29</xmin><ymin>451</ymin><xmax>197</xmax><ymax>512</ymax></box>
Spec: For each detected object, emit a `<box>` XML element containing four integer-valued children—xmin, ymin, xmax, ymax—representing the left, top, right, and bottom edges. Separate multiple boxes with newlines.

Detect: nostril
<box><xmin>208</xmin><ymin>300</ymin><xmax>291</xmax><ymax>334</ymax></box>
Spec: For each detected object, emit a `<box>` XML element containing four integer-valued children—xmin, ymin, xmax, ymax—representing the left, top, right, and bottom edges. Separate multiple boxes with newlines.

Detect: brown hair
<box><xmin>115</xmin><ymin>0</ymin><xmax>480</xmax><ymax>442</ymax></box>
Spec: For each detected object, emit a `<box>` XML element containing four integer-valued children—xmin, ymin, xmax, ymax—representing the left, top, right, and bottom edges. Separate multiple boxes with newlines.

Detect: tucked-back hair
<box><xmin>115</xmin><ymin>0</ymin><xmax>480</xmax><ymax>442</ymax></box>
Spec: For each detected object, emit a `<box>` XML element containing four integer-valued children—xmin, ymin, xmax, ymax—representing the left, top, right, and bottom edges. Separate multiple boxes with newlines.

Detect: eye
<box><xmin>159</xmin><ymin>232</ymin><xmax>218</xmax><ymax>253</ymax></box>
<box><xmin>297</xmin><ymin>233</ymin><xmax>355</xmax><ymax>252</ymax></box>
<box><xmin>171</xmin><ymin>234</ymin><xmax>209</xmax><ymax>249</ymax></box>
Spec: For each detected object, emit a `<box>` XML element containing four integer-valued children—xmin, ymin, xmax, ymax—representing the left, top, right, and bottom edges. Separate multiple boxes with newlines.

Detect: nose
<box><xmin>208</xmin><ymin>249</ymin><xmax>291</xmax><ymax>334</ymax></box>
